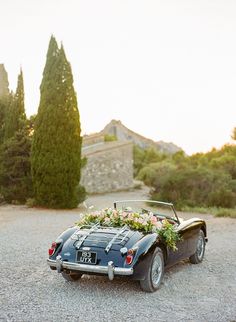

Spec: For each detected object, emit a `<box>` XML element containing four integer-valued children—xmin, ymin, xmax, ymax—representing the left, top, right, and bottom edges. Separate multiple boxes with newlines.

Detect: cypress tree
<box><xmin>4</xmin><ymin>69</ymin><xmax>26</xmax><ymax>140</ymax></box>
<box><xmin>0</xmin><ymin>68</ymin><xmax>32</xmax><ymax>203</ymax></box>
<box><xmin>0</xmin><ymin>64</ymin><xmax>9</xmax><ymax>98</ymax></box>
<box><xmin>0</xmin><ymin>64</ymin><xmax>10</xmax><ymax>145</ymax></box>
<box><xmin>0</xmin><ymin>128</ymin><xmax>32</xmax><ymax>203</ymax></box>
<box><xmin>31</xmin><ymin>36</ymin><xmax>82</xmax><ymax>208</ymax></box>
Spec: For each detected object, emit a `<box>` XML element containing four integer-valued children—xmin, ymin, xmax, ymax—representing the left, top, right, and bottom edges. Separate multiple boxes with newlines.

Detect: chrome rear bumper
<box><xmin>47</xmin><ymin>256</ymin><xmax>133</xmax><ymax>281</ymax></box>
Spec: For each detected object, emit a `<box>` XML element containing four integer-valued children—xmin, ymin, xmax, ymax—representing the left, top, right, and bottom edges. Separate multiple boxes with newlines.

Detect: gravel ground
<box><xmin>0</xmin><ymin>188</ymin><xmax>236</xmax><ymax>322</ymax></box>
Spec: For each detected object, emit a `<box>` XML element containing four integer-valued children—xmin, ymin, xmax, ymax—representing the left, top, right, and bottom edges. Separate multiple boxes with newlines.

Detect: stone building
<box><xmin>81</xmin><ymin>139</ymin><xmax>133</xmax><ymax>194</ymax></box>
<box><xmin>80</xmin><ymin>118</ymin><xmax>181</xmax><ymax>194</ymax></box>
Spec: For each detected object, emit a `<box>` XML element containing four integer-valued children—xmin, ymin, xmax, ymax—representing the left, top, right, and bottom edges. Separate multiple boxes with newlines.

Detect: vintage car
<box><xmin>47</xmin><ymin>200</ymin><xmax>207</xmax><ymax>292</ymax></box>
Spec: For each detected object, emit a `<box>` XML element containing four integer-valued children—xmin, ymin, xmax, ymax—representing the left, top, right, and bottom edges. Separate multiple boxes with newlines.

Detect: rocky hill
<box><xmin>101</xmin><ymin>120</ymin><xmax>182</xmax><ymax>154</ymax></box>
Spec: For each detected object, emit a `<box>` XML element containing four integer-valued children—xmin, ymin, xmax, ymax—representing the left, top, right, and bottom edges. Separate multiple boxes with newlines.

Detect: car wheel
<box><xmin>61</xmin><ymin>271</ymin><xmax>83</xmax><ymax>281</ymax></box>
<box><xmin>140</xmin><ymin>247</ymin><xmax>164</xmax><ymax>293</ymax></box>
<box><xmin>189</xmin><ymin>230</ymin><xmax>205</xmax><ymax>264</ymax></box>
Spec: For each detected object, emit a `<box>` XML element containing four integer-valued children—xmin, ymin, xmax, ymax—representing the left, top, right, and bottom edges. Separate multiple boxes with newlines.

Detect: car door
<box><xmin>166</xmin><ymin>225</ymin><xmax>189</xmax><ymax>266</ymax></box>
<box><xmin>166</xmin><ymin>219</ymin><xmax>204</xmax><ymax>267</ymax></box>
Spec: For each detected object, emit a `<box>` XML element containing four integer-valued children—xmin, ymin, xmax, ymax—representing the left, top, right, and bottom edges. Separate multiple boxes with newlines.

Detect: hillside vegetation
<box><xmin>134</xmin><ymin>142</ymin><xmax>236</xmax><ymax>216</ymax></box>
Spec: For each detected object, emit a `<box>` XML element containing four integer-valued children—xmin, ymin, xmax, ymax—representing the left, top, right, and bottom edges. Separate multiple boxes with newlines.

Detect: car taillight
<box><xmin>126</xmin><ymin>249</ymin><xmax>134</xmax><ymax>265</ymax></box>
<box><xmin>48</xmin><ymin>242</ymin><xmax>57</xmax><ymax>256</ymax></box>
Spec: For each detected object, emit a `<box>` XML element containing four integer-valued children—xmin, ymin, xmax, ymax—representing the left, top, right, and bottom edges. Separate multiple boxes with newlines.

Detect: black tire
<box><xmin>140</xmin><ymin>247</ymin><xmax>164</xmax><ymax>293</ymax></box>
<box><xmin>189</xmin><ymin>230</ymin><xmax>205</xmax><ymax>264</ymax></box>
<box><xmin>61</xmin><ymin>271</ymin><xmax>82</xmax><ymax>281</ymax></box>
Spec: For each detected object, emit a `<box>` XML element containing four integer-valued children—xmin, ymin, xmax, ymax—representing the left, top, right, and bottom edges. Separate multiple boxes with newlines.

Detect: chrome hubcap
<box><xmin>151</xmin><ymin>254</ymin><xmax>163</xmax><ymax>286</ymax></box>
<box><xmin>197</xmin><ymin>235</ymin><xmax>205</xmax><ymax>259</ymax></box>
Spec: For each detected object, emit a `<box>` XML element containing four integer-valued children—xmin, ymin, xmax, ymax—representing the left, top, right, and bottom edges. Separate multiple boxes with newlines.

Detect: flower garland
<box><xmin>76</xmin><ymin>208</ymin><xmax>181</xmax><ymax>250</ymax></box>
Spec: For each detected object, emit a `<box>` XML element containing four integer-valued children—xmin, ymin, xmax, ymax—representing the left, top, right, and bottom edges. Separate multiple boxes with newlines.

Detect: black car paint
<box><xmin>49</xmin><ymin>217</ymin><xmax>207</xmax><ymax>279</ymax></box>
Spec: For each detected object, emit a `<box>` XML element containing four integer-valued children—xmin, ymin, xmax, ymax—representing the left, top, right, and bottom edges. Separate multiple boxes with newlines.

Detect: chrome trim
<box><xmin>75</xmin><ymin>223</ymin><xmax>100</xmax><ymax>249</ymax></box>
<box><xmin>113</xmin><ymin>199</ymin><xmax>180</xmax><ymax>224</ymax></box>
<box><xmin>120</xmin><ymin>247</ymin><xmax>128</xmax><ymax>255</ymax></box>
<box><xmin>108</xmin><ymin>261</ymin><xmax>114</xmax><ymax>280</ymax></box>
<box><xmin>56</xmin><ymin>255</ymin><xmax>62</xmax><ymax>273</ymax></box>
<box><xmin>114</xmin><ymin>199</ymin><xmax>174</xmax><ymax>207</ymax></box>
<box><xmin>82</xmin><ymin>247</ymin><xmax>91</xmax><ymax>251</ymax></box>
<box><xmin>47</xmin><ymin>259</ymin><xmax>133</xmax><ymax>279</ymax></box>
<box><xmin>105</xmin><ymin>225</ymin><xmax>128</xmax><ymax>254</ymax></box>
<box><xmin>120</xmin><ymin>230</ymin><xmax>130</xmax><ymax>243</ymax></box>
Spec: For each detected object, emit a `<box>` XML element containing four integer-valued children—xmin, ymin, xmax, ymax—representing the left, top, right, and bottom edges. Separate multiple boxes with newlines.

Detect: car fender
<box><xmin>50</xmin><ymin>226</ymin><xmax>78</xmax><ymax>260</ymax></box>
<box><xmin>128</xmin><ymin>233</ymin><xmax>158</xmax><ymax>273</ymax></box>
<box><xmin>130</xmin><ymin>233</ymin><xmax>167</xmax><ymax>280</ymax></box>
<box><xmin>56</xmin><ymin>226</ymin><xmax>78</xmax><ymax>244</ymax></box>
<box><xmin>133</xmin><ymin>233</ymin><xmax>158</xmax><ymax>259</ymax></box>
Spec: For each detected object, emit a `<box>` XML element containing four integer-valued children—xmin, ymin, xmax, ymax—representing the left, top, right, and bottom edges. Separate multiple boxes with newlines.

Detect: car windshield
<box><xmin>113</xmin><ymin>200</ymin><xmax>180</xmax><ymax>223</ymax></box>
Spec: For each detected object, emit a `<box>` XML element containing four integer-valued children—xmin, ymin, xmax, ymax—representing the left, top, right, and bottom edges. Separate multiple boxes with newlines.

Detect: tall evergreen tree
<box><xmin>0</xmin><ymin>128</ymin><xmax>32</xmax><ymax>203</ymax></box>
<box><xmin>0</xmin><ymin>64</ymin><xmax>9</xmax><ymax>98</ymax></box>
<box><xmin>4</xmin><ymin>69</ymin><xmax>26</xmax><ymax>140</ymax></box>
<box><xmin>0</xmin><ymin>68</ymin><xmax>32</xmax><ymax>203</ymax></box>
<box><xmin>31</xmin><ymin>36</ymin><xmax>82</xmax><ymax>208</ymax></box>
<box><xmin>231</xmin><ymin>127</ymin><xmax>236</xmax><ymax>141</ymax></box>
<box><xmin>0</xmin><ymin>64</ymin><xmax>10</xmax><ymax>145</ymax></box>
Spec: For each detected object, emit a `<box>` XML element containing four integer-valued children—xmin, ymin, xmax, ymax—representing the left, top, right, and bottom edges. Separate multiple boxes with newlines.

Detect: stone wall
<box><xmin>82</xmin><ymin>133</ymin><xmax>104</xmax><ymax>147</ymax></box>
<box><xmin>81</xmin><ymin>141</ymin><xmax>133</xmax><ymax>194</ymax></box>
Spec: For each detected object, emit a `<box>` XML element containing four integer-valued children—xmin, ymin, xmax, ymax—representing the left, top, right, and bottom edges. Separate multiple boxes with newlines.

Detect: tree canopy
<box><xmin>31</xmin><ymin>36</ymin><xmax>82</xmax><ymax>208</ymax></box>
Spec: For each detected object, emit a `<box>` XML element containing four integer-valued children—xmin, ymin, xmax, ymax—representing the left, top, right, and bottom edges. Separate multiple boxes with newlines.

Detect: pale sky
<box><xmin>1</xmin><ymin>0</ymin><xmax>236</xmax><ymax>154</ymax></box>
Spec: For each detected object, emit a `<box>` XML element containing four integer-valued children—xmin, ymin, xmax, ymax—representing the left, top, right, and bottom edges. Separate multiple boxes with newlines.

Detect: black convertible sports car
<box><xmin>47</xmin><ymin>200</ymin><xmax>207</xmax><ymax>292</ymax></box>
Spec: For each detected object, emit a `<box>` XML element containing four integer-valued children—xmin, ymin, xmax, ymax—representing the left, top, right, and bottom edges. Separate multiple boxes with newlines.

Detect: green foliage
<box><xmin>182</xmin><ymin>206</ymin><xmax>236</xmax><ymax>218</ymax></box>
<box><xmin>231</xmin><ymin>127</ymin><xmax>236</xmax><ymax>141</ymax></box>
<box><xmin>76</xmin><ymin>184</ymin><xmax>87</xmax><ymax>204</ymax></box>
<box><xmin>31</xmin><ymin>36</ymin><xmax>83</xmax><ymax>209</ymax></box>
<box><xmin>133</xmin><ymin>145</ymin><xmax>167</xmax><ymax>177</ymax></box>
<box><xmin>26</xmin><ymin>198</ymin><xmax>37</xmax><ymax>207</ymax></box>
<box><xmin>213</xmin><ymin>208</ymin><xmax>236</xmax><ymax>218</ymax></box>
<box><xmin>135</xmin><ymin>142</ymin><xmax>236</xmax><ymax>210</ymax></box>
<box><xmin>137</xmin><ymin>160</ymin><xmax>176</xmax><ymax>187</ymax></box>
<box><xmin>4</xmin><ymin>70</ymin><xmax>26</xmax><ymax>140</ymax></box>
<box><xmin>0</xmin><ymin>68</ymin><xmax>32</xmax><ymax>204</ymax></box>
<box><xmin>0</xmin><ymin>128</ymin><xmax>32</xmax><ymax>203</ymax></box>
<box><xmin>0</xmin><ymin>98</ymin><xmax>7</xmax><ymax>145</ymax></box>
<box><xmin>151</xmin><ymin>166</ymin><xmax>235</xmax><ymax>209</ymax></box>
<box><xmin>104</xmin><ymin>134</ymin><xmax>117</xmax><ymax>142</ymax></box>
<box><xmin>0</xmin><ymin>64</ymin><xmax>9</xmax><ymax>98</ymax></box>
<box><xmin>76</xmin><ymin>208</ymin><xmax>181</xmax><ymax>250</ymax></box>
<box><xmin>158</xmin><ymin>220</ymin><xmax>182</xmax><ymax>251</ymax></box>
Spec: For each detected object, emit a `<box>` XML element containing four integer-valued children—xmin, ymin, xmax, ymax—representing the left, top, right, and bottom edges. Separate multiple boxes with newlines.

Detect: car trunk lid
<box><xmin>72</xmin><ymin>226</ymin><xmax>142</xmax><ymax>252</ymax></box>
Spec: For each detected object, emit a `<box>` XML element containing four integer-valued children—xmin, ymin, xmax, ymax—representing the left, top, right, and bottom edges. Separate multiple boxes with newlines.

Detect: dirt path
<box><xmin>0</xmin><ymin>187</ymin><xmax>236</xmax><ymax>322</ymax></box>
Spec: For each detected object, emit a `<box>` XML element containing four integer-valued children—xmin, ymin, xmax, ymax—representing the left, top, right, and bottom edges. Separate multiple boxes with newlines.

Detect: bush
<box><xmin>137</xmin><ymin>161</ymin><xmax>176</xmax><ymax>187</ymax></box>
<box><xmin>133</xmin><ymin>145</ymin><xmax>167</xmax><ymax>177</ymax></box>
<box><xmin>76</xmin><ymin>185</ymin><xmax>87</xmax><ymax>205</ymax></box>
<box><xmin>150</xmin><ymin>166</ymin><xmax>236</xmax><ymax>209</ymax></box>
<box><xmin>214</xmin><ymin>208</ymin><xmax>236</xmax><ymax>218</ymax></box>
<box><xmin>208</xmin><ymin>188</ymin><xmax>235</xmax><ymax>208</ymax></box>
<box><xmin>104</xmin><ymin>134</ymin><xmax>117</xmax><ymax>142</ymax></box>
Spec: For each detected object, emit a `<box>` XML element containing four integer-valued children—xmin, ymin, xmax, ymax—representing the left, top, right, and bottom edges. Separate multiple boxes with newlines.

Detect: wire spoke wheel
<box><xmin>197</xmin><ymin>233</ymin><xmax>205</xmax><ymax>260</ymax></box>
<box><xmin>140</xmin><ymin>247</ymin><xmax>164</xmax><ymax>292</ymax></box>
<box><xmin>189</xmin><ymin>230</ymin><xmax>206</xmax><ymax>264</ymax></box>
<box><xmin>151</xmin><ymin>253</ymin><xmax>163</xmax><ymax>287</ymax></box>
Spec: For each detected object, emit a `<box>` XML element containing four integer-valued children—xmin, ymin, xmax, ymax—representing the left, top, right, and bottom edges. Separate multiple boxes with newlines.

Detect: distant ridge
<box><xmin>101</xmin><ymin>120</ymin><xmax>182</xmax><ymax>154</ymax></box>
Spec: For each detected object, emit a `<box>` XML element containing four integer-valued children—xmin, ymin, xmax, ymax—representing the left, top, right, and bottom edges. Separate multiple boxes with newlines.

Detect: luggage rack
<box><xmin>74</xmin><ymin>223</ymin><xmax>131</xmax><ymax>252</ymax></box>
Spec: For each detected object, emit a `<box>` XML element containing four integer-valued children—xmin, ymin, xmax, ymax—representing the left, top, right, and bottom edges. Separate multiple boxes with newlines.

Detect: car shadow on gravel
<box><xmin>55</xmin><ymin>260</ymin><xmax>192</xmax><ymax>294</ymax></box>
<box><xmin>62</xmin><ymin>274</ymin><xmax>141</xmax><ymax>293</ymax></box>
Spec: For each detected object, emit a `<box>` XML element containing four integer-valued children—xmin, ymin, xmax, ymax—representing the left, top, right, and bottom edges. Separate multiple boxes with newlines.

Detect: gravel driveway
<box><xmin>0</xmin><ymin>188</ymin><xmax>236</xmax><ymax>322</ymax></box>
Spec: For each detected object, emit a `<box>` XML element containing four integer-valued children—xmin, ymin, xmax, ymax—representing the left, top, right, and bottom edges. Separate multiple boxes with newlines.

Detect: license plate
<box><xmin>77</xmin><ymin>251</ymin><xmax>97</xmax><ymax>265</ymax></box>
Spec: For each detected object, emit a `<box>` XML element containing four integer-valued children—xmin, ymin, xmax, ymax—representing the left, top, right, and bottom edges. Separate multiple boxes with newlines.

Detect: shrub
<box><xmin>104</xmin><ymin>134</ymin><xmax>117</xmax><ymax>142</ymax></box>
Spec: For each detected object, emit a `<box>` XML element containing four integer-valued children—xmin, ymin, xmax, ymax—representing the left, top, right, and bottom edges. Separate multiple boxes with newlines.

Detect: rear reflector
<box><xmin>48</xmin><ymin>242</ymin><xmax>57</xmax><ymax>256</ymax></box>
<box><xmin>126</xmin><ymin>254</ymin><xmax>133</xmax><ymax>265</ymax></box>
